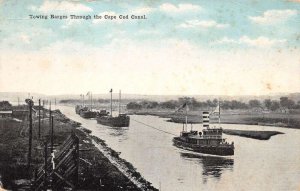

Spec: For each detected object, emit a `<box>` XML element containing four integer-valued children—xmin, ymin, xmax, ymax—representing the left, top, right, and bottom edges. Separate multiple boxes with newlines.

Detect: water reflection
<box><xmin>180</xmin><ymin>152</ymin><xmax>234</xmax><ymax>182</ymax></box>
<box><xmin>108</xmin><ymin>126</ymin><xmax>129</xmax><ymax>137</ymax></box>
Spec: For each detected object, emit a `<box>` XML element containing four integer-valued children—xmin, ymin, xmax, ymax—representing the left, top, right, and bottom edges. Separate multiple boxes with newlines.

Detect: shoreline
<box><xmin>0</xmin><ymin>107</ymin><xmax>157</xmax><ymax>190</ymax></box>
<box><xmin>53</xmin><ymin>109</ymin><xmax>158</xmax><ymax>190</ymax></box>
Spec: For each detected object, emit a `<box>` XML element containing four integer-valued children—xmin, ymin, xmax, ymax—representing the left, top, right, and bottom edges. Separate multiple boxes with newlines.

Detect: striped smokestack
<box><xmin>202</xmin><ymin>111</ymin><xmax>210</xmax><ymax>128</ymax></box>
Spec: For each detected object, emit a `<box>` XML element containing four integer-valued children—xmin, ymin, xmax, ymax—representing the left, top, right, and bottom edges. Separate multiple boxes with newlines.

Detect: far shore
<box><xmin>126</xmin><ymin>109</ymin><xmax>300</xmax><ymax>129</ymax></box>
<box><xmin>222</xmin><ymin>129</ymin><xmax>284</xmax><ymax>140</ymax></box>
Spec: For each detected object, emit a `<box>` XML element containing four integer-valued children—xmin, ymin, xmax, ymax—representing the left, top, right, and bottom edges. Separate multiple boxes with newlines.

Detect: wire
<box><xmin>131</xmin><ymin>118</ymin><xmax>177</xmax><ymax>136</ymax></box>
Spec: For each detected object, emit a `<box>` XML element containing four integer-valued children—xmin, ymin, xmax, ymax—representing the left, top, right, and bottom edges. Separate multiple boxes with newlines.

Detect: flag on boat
<box><xmin>176</xmin><ymin>103</ymin><xmax>189</xmax><ymax>112</ymax></box>
<box><xmin>210</xmin><ymin>105</ymin><xmax>220</xmax><ymax>115</ymax></box>
<box><xmin>86</xmin><ymin>92</ymin><xmax>90</xmax><ymax>96</ymax></box>
<box><xmin>109</xmin><ymin>89</ymin><xmax>113</xmax><ymax>93</ymax></box>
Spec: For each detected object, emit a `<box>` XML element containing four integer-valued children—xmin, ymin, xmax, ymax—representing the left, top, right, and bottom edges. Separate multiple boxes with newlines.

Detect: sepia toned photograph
<box><xmin>0</xmin><ymin>0</ymin><xmax>300</xmax><ymax>190</ymax></box>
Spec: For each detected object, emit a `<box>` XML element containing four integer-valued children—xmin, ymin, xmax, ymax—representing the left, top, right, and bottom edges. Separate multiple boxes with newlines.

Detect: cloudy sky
<box><xmin>0</xmin><ymin>0</ymin><xmax>299</xmax><ymax>95</ymax></box>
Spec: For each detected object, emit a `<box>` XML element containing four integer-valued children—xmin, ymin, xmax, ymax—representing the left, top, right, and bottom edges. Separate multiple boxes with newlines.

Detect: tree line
<box><xmin>126</xmin><ymin>97</ymin><xmax>300</xmax><ymax>111</ymax></box>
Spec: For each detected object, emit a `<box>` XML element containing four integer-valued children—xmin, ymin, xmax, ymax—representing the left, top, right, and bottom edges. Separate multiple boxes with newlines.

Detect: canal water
<box><xmin>57</xmin><ymin>105</ymin><xmax>300</xmax><ymax>191</ymax></box>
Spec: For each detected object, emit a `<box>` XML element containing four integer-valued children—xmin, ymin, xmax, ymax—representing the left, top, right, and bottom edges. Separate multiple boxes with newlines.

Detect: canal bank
<box><xmin>0</xmin><ymin>107</ymin><xmax>157</xmax><ymax>190</ymax></box>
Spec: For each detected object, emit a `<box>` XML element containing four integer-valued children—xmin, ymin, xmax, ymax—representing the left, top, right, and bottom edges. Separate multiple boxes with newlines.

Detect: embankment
<box><xmin>0</xmin><ymin>108</ymin><xmax>157</xmax><ymax>190</ymax></box>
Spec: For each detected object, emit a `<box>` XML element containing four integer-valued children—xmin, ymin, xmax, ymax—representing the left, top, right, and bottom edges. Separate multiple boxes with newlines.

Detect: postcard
<box><xmin>0</xmin><ymin>1</ymin><xmax>299</xmax><ymax>191</ymax></box>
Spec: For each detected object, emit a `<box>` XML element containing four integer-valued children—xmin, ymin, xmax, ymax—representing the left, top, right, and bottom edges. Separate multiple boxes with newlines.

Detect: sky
<box><xmin>0</xmin><ymin>0</ymin><xmax>299</xmax><ymax>96</ymax></box>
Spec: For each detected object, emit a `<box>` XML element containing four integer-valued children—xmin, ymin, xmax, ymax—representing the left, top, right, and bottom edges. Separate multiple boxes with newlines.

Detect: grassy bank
<box><xmin>0</xmin><ymin>108</ymin><xmax>157</xmax><ymax>190</ymax></box>
<box><xmin>222</xmin><ymin>129</ymin><xmax>284</xmax><ymax>140</ymax></box>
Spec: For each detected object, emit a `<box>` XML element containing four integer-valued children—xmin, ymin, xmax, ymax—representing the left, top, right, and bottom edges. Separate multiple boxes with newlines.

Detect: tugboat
<box><xmin>173</xmin><ymin>103</ymin><xmax>234</xmax><ymax>156</ymax></box>
<box><xmin>96</xmin><ymin>89</ymin><xmax>130</xmax><ymax>127</ymax></box>
<box><xmin>79</xmin><ymin>92</ymin><xmax>98</xmax><ymax>119</ymax></box>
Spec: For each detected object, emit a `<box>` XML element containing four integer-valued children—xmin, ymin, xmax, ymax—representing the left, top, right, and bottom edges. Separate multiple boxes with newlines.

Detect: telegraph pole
<box><xmin>110</xmin><ymin>89</ymin><xmax>113</xmax><ymax>117</ymax></box>
<box><xmin>38</xmin><ymin>99</ymin><xmax>41</xmax><ymax>139</ymax></box>
<box><xmin>119</xmin><ymin>90</ymin><xmax>121</xmax><ymax>115</ymax></box>
<box><xmin>27</xmin><ymin>100</ymin><xmax>33</xmax><ymax>170</ymax></box>
<box><xmin>51</xmin><ymin>116</ymin><xmax>54</xmax><ymax>153</ymax></box>
<box><xmin>49</xmin><ymin>101</ymin><xmax>52</xmax><ymax>128</ymax></box>
<box><xmin>44</xmin><ymin>141</ymin><xmax>48</xmax><ymax>191</ymax></box>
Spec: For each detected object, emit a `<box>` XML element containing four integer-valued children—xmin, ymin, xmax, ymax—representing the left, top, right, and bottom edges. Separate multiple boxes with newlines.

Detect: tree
<box><xmin>126</xmin><ymin>102</ymin><xmax>142</xmax><ymax>110</ymax></box>
<box><xmin>0</xmin><ymin>101</ymin><xmax>12</xmax><ymax>110</ymax></box>
<box><xmin>280</xmin><ymin>97</ymin><xmax>295</xmax><ymax>109</ymax></box>
<box><xmin>159</xmin><ymin>100</ymin><xmax>178</xmax><ymax>109</ymax></box>
<box><xmin>248</xmin><ymin>99</ymin><xmax>261</xmax><ymax>108</ymax></box>
<box><xmin>270</xmin><ymin>101</ymin><xmax>280</xmax><ymax>111</ymax></box>
<box><xmin>212</xmin><ymin>99</ymin><xmax>218</xmax><ymax>107</ymax></box>
<box><xmin>264</xmin><ymin>99</ymin><xmax>272</xmax><ymax>110</ymax></box>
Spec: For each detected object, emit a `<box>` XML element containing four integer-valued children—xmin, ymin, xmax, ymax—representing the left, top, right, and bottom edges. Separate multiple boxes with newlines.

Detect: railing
<box><xmin>203</xmin><ymin>135</ymin><xmax>222</xmax><ymax>139</ymax></box>
<box><xmin>32</xmin><ymin>133</ymin><xmax>79</xmax><ymax>190</ymax></box>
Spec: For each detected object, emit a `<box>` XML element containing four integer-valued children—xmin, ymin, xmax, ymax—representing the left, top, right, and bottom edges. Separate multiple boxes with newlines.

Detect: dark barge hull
<box><xmin>96</xmin><ymin>116</ymin><xmax>130</xmax><ymax>127</ymax></box>
<box><xmin>80</xmin><ymin>111</ymin><xmax>98</xmax><ymax>119</ymax></box>
<box><xmin>173</xmin><ymin>137</ymin><xmax>234</xmax><ymax>156</ymax></box>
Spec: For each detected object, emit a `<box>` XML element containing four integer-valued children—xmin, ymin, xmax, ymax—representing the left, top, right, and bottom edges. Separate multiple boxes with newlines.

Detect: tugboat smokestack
<box><xmin>202</xmin><ymin>111</ymin><xmax>210</xmax><ymax>129</ymax></box>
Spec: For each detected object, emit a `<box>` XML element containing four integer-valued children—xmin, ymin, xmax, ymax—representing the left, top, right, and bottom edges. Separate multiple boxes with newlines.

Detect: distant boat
<box><xmin>75</xmin><ymin>94</ymin><xmax>85</xmax><ymax>114</ymax></box>
<box><xmin>75</xmin><ymin>105</ymin><xmax>83</xmax><ymax>114</ymax></box>
<box><xmin>96</xmin><ymin>89</ymin><xmax>130</xmax><ymax>127</ymax></box>
<box><xmin>80</xmin><ymin>109</ymin><xmax>98</xmax><ymax>119</ymax></box>
<box><xmin>79</xmin><ymin>92</ymin><xmax>98</xmax><ymax>119</ymax></box>
<box><xmin>173</xmin><ymin>102</ymin><xmax>234</xmax><ymax>156</ymax></box>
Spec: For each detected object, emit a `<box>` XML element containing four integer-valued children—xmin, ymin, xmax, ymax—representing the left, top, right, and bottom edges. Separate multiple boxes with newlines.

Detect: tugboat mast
<box><xmin>218</xmin><ymin>100</ymin><xmax>221</xmax><ymax>127</ymax></box>
<box><xmin>90</xmin><ymin>92</ymin><xmax>92</xmax><ymax>111</ymax></box>
<box><xmin>119</xmin><ymin>90</ymin><xmax>121</xmax><ymax>115</ymax></box>
<box><xmin>185</xmin><ymin>106</ymin><xmax>188</xmax><ymax>131</ymax></box>
<box><xmin>110</xmin><ymin>89</ymin><xmax>113</xmax><ymax>117</ymax></box>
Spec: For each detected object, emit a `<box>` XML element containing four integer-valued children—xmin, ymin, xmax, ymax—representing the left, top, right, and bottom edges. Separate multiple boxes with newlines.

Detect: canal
<box><xmin>58</xmin><ymin>105</ymin><xmax>300</xmax><ymax>191</ymax></box>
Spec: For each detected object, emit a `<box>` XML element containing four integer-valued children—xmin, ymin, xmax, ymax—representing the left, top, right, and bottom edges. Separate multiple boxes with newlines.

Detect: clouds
<box><xmin>132</xmin><ymin>6</ymin><xmax>154</xmax><ymax>15</ymax></box>
<box><xmin>159</xmin><ymin>3</ymin><xmax>201</xmax><ymax>13</ymax></box>
<box><xmin>30</xmin><ymin>0</ymin><xmax>93</xmax><ymax>13</ymax></box>
<box><xmin>0</xmin><ymin>28</ymin><xmax>55</xmax><ymax>50</ymax></box>
<box><xmin>214</xmin><ymin>36</ymin><xmax>286</xmax><ymax>48</ymax></box>
<box><xmin>178</xmin><ymin>20</ymin><xmax>228</xmax><ymax>29</ymax></box>
<box><xmin>249</xmin><ymin>9</ymin><xmax>298</xmax><ymax>25</ymax></box>
<box><xmin>1</xmin><ymin>38</ymin><xmax>299</xmax><ymax>95</ymax></box>
<box><xmin>1</xmin><ymin>0</ymin><xmax>300</xmax><ymax>95</ymax></box>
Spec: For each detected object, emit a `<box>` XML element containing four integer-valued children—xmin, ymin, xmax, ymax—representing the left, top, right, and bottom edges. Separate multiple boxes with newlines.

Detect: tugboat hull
<box><xmin>173</xmin><ymin>137</ymin><xmax>234</xmax><ymax>156</ymax></box>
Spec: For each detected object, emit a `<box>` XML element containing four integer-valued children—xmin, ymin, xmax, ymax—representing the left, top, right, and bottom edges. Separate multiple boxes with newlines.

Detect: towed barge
<box><xmin>96</xmin><ymin>89</ymin><xmax>130</xmax><ymax>127</ymax></box>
